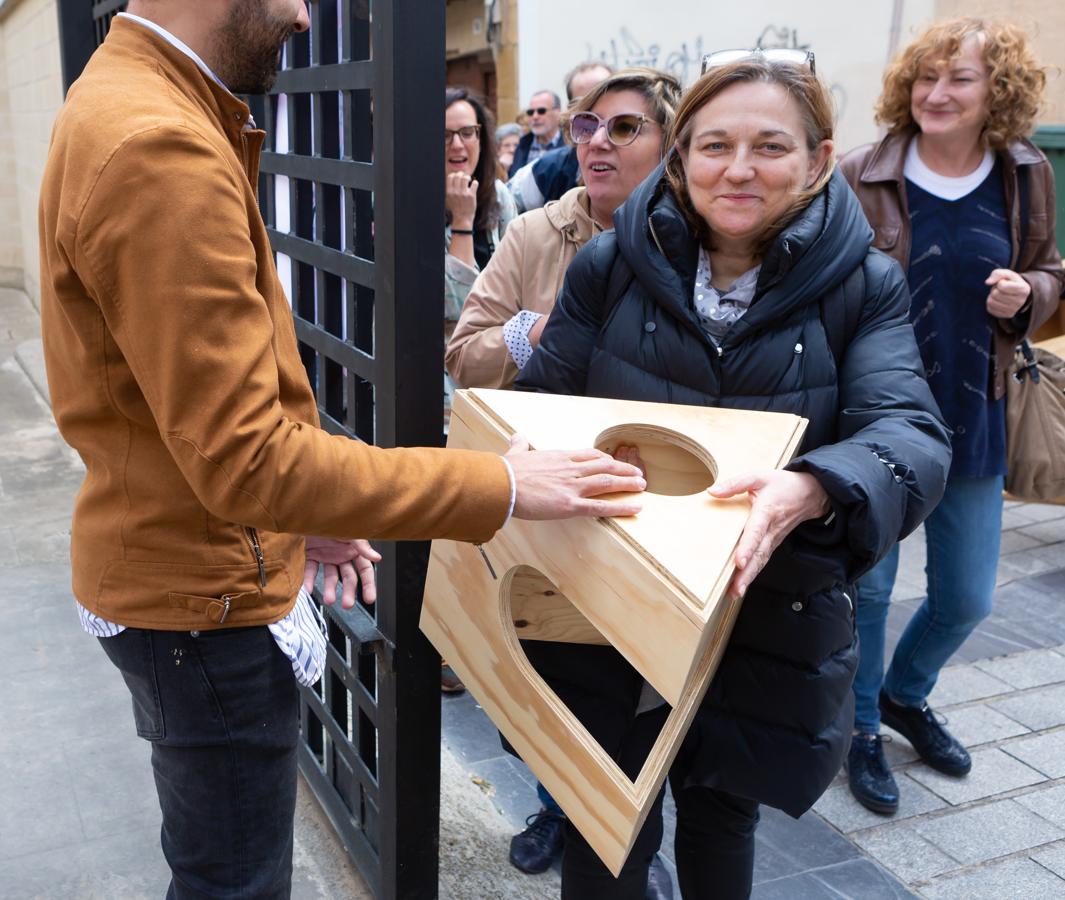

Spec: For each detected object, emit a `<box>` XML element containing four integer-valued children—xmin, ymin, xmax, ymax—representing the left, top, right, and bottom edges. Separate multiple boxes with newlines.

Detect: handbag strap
<box><xmin>1016</xmin><ymin>338</ymin><xmax>1041</xmax><ymax>385</ymax></box>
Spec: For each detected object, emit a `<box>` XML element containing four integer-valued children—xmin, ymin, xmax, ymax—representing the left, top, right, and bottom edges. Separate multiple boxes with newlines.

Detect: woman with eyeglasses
<box><xmin>839</xmin><ymin>18</ymin><xmax>1062</xmax><ymax>817</ymax></box>
<box><xmin>516</xmin><ymin>52</ymin><xmax>951</xmax><ymax>898</ymax></box>
<box><xmin>444</xmin><ymin>88</ymin><xmax>517</xmax><ymax>426</ymax></box>
<box><xmin>447</xmin><ymin>68</ymin><xmax>681</xmax><ymax>394</ymax></box>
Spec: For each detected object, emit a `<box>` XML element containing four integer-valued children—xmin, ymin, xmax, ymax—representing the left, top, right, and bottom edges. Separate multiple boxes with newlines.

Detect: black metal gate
<box><xmin>57</xmin><ymin>2</ymin><xmax>445</xmax><ymax>897</ymax></box>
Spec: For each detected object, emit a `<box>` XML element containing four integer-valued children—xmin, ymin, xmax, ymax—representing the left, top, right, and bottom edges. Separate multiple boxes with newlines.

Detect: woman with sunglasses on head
<box><xmin>516</xmin><ymin>50</ymin><xmax>951</xmax><ymax>898</ymax></box>
<box><xmin>839</xmin><ymin>19</ymin><xmax>1062</xmax><ymax>816</ymax></box>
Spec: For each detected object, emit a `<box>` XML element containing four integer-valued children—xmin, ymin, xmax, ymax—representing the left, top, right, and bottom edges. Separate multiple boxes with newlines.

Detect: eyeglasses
<box><xmin>445</xmin><ymin>124</ymin><xmax>481</xmax><ymax>145</ymax></box>
<box><xmin>569</xmin><ymin>112</ymin><xmax>655</xmax><ymax>147</ymax></box>
<box><xmin>526</xmin><ymin>106</ymin><xmax>556</xmax><ymax>117</ymax></box>
<box><xmin>701</xmin><ymin>48</ymin><xmax>816</xmax><ymax>75</ymax></box>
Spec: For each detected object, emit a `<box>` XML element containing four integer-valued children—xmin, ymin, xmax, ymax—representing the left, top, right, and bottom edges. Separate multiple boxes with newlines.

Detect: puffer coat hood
<box><xmin>518</xmin><ymin>163</ymin><xmax>951</xmax><ymax>817</ymax></box>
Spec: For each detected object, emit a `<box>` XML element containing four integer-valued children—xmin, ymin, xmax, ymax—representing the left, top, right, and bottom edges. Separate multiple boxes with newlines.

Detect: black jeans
<box><xmin>523</xmin><ymin>641</ymin><xmax>760</xmax><ymax>900</ymax></box>
<box><xmin>99</xmin><ymin>626</ymin><xmax>299</xmax><ymax>899</ymax></box>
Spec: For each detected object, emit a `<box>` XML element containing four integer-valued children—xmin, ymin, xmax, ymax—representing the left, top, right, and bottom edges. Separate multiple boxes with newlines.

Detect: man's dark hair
<box><xmin>445</xmin><ymin>86</ymin><xmax>502</xmax><ymax>230</ymax></box>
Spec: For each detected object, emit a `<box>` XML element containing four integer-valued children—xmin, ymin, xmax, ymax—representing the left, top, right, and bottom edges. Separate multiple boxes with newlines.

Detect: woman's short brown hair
<box><xmin>564</xmin><ymin>67</ymin><xmax>683</xmax><ymax>155</ymax></box>
<box><xmin>665</xmin><ymin>58</ymin><xmax>836</xmax><ymax>251</ymax></box>
<box><xmin>876</xmin><ymin>17</ymin><xmax>1047</xmax><ymax>148</ymax></box>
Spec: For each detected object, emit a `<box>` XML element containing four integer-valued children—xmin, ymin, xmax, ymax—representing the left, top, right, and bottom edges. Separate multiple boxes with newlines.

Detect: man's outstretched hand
<box><xmin>505</xmin><ymin>434</ymin><xmax>646</xmax><ymax>520</ymax></box>
<box><xmin>303</xmin><ymin>537</ymin><xmax>382</xmax><ymax>609</ymax></box>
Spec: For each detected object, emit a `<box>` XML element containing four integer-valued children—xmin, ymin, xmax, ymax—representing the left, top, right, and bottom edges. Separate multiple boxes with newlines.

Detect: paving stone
<box><xmin>1015</xmin><ymin>782</ymin><xmax>1065</xmax><ymax>829</ymax></box>
<box><xmin>752</xmin><ymin>872</ymin><xmax>841</xmax><ymax>899</ymax></box>
<box><xmin>920</xmin><ymin>855</ymin><xmax>1065</xmax><ymax>899</ymax></box>
<box><xmin>1033</xmin><ymin>842</ymin><xmax>1065</xmax><ymax>879</ymax></box>
<box><xmin>913</xmin><ymin>798</ymin><xmax>1063</xmax><ymax>865</ymax></box>
<box><xmin>948</xmin><ymin>625</ymin><xmax>1044</xmax><ymax>664</ymax></box>
<box><xmin>1002</xmin><ymin>506</ymin><xmax>1040</xmax><ymax>530</ymax></box>
<box><xmin>814</xmin><ymin>775</ymin><xmax>947</xmax><ymax>834</ymax></box>
<box><xmin>755</xmin><ymin>805</ymin><xmax>861</xmax><ymax>870</ymax></box>
<box><xmin>809</xmin><ymin>858</ymin><xmax>916</xmax><ymax>898</ymax></box>
<box><xmin>906</xmin><ymin>748</ymin><xmax>1045</xmax><ymax>805</ymax></box>
<box><xmin>1003</xmin><ymin>730</ymin><xmax>1065</xmax><ymax>778</ymax></box>
<box><xmin>441</xmin><ymin>692</ymin><xmax>513</xmax><ymax>767</ymax></box>
<box><xmin>999</xmin><ymin>528</ymin><xmax>1043</xmax><ymax>554</ymax></box>
<box><xmin>975</xmin><ymin>649</ymin><xmax>1065</xmax><ymax>690</ymax></box>
<box><xmin>1017</xmin><ymin>515</ymin><xmax>1065</xmax><ymax>543</ymax></box>
<box><xmin>853</xmin><ymin>823</ymin><xmax>958</xmax><ymax>883</ymax></box>
<box><xmin>926</xmin><ymin>665</ymin><xmax>1012</xmax><ymax>707</ymax></box>
<box><xmin>1028</xmin><ymin>569</ymin><xmax>1065</xmax><ymax>597</ymax></box>
<box><xmin>933</xmin><ymin>703</ymin><xmax>1030</xmax><ymax>748</ymax></box>
<box><xmin>990</xmin><ymin>684</ymin><xmax>1065</xmax><ymax>730</ymax></box>
<box><xmin>1014</xmin><ymin>503</ymin><xmax>1065</xmax><ymax>523</ymax></box>
<box><xmin>993</xmin><ymin>544</ymin><xmax>1065</xmax><ymax>579</ymax></box>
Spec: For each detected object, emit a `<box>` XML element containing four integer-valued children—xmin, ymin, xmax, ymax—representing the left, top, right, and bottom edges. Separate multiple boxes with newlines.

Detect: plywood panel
<box><xmin>421</xmin><ymin>389</ymin><xmax>807</xmax><ymax>874</ymax></box>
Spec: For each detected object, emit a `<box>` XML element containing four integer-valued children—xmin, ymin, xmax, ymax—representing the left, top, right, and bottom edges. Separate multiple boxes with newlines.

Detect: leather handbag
<box><xmin>1005</xmin><ymin>339</ymin><xmax>1065</xmax><ymax>502</ymax></box>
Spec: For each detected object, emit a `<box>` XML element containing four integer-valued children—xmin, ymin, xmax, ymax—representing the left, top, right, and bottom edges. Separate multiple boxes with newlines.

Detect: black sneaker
<box><xmin>879</xmin><ymin>689</ymin><xmax>971</xmax><ymax>776</ymax></box>
<box><xmin>508</xmin><ymin>808</ymin><xmax>565</xmax><ymax>874</ymax></box>
<box><xmin>846</xmin><ymin>732</ymin><xmax>899</xmax><ymax>815</ymax></box>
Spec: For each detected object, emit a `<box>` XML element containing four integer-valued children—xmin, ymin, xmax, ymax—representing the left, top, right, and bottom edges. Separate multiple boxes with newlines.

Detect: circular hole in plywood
<box><xmin>595</xmin><ymin>423</ymin><xmax>717</xmax><ymax>496</ymax></box>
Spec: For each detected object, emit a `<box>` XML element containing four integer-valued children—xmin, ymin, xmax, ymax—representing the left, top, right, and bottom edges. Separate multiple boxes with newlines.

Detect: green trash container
<box><xmin>1033</xmin><ymin>126</ymin><xmax>1065</xmax><ymax>257</ymax></box>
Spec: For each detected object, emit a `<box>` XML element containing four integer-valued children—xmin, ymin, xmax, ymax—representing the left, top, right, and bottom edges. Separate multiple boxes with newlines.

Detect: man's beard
<box><xmin>215</xmin><ymin>0</ymin><xmax>295</xmax><ymax>95</ymax></box>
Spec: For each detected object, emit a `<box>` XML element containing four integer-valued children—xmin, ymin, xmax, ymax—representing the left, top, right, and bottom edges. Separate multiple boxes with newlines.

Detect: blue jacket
<box><xmin>517</xmin><ymin>163</ymin><xmax>951</xmax><ymax>815</ymax></box>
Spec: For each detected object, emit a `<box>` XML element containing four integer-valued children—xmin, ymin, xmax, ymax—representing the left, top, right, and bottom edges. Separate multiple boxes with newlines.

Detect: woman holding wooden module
<box><xmin>517</xmin><ymin>51</ymin><xmax>953</xmax><ymax>897</ymax></box>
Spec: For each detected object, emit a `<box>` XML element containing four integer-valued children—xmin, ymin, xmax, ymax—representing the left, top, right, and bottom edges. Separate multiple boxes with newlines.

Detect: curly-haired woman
<box><xmin>840</xmin><ymin>17</ymin><xmax>1063</xmax><ymax>815</ymax></box>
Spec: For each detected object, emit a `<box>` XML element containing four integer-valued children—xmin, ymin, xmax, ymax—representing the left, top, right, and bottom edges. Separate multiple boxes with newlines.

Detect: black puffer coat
<box><xmin>517</xmin><ymin>164</ymin><xmax>951</xmax><ymax>816</ymax></box>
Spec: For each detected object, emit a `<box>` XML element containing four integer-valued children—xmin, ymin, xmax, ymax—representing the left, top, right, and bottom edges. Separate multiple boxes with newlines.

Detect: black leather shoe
<box><xmin>847</xmin><ymin>732</ymin><xmax>899</xmax><ymax>814</ymax></box>
<box><xmin>879</xmin><ymin>690</ymin><xmax>971</xmax><ymax>776</ymax></box>
<box><xmin>646</xmin><ymin>853</ymin><xmax>674</xmax><ymax>900</ymax></box>
<box><xmin>508</xmin><ymin>808</ymin><xmax>565</xmax><ymax>874</ymax></box>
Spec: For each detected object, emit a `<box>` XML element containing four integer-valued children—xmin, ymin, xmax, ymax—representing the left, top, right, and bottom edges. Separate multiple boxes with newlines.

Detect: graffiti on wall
<box><xmin>586</xmin><ymin>24</ymin><xmax>846</xmax><ymax>118</ymax></box>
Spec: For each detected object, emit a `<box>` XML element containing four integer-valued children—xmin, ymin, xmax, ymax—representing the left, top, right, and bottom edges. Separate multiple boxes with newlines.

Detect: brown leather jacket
<box><xmin>39</xmin><ymin>18</ymin><xmax>511</xmax><ymax>630</ymax></box>
<box><xmin>840</xmin><ymin>131</ymin><xmax>1063</xmax><ymax>400</ymax></box>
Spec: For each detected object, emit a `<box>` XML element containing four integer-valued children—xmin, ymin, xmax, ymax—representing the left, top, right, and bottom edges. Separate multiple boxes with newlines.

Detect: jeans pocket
<box><xmin>98</xmin><ymin>630</ymin><xmax>165</xmax><ymax>741</ymax></box>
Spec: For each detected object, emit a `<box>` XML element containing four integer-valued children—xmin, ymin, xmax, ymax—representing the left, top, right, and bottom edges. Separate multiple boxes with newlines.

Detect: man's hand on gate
<box><xmin>303</xmin><ymin>537</ymin><xmax>382</xmax><ymax>609</ymax></box>
<box><xmin>505</xmin><ymin>434</ymin><xmax>646</xmax><ymax>520</ymax></box>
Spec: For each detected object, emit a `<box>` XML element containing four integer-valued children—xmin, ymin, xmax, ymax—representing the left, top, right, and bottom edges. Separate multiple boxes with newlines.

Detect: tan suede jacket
<box><xmin>446</xmin><ymin>186</ymin><xmax>600</xmax><ymax>389</ymax></box>
<box><xmin>840</xmin><ymin>131</ymin><xmax>1064</xmax><ymax>400</ymax></box>
<box><xmin>39</xmin><ymin>18</ymin><xmax>511</xmax><ymax>630</ymax></box>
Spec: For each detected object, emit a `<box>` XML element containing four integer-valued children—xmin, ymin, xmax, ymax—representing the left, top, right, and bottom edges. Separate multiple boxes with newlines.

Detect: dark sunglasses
<box><xmin>700</xmin><ymin>48</ymin><xmax>816</xmax><ymax>75</ymax></box>
<box><xmin>568</xmin><ymin>112</ymin><xmax>654</xmax><ymax>147</ymax></box>
<box><xmin>526</xmin><ymin>106</ymin><xmax>556</xmax><ymax>116</ymax></box>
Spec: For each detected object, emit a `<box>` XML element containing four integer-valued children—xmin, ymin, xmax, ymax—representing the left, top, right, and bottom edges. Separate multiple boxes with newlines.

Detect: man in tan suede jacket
<box><xmin>38</xmin><ymin>1</ymin><xmax>644</xmax><ymax>893</ymax></box>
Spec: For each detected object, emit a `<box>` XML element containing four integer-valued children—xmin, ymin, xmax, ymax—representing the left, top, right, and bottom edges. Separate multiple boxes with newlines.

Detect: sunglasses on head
<box><xmin>526</xmin><ymin>106</ymin><xmax>555</xmax><ymax>116</ymax></box>
<box><xmin>569</xmin><ymin>111</ymin><xmax>654</xmax><ymax>147</ymax></box>
<box><xmin>700</xmin><ymin>48</ymin><xmax>816</xmax><ymax>75</ymax></box>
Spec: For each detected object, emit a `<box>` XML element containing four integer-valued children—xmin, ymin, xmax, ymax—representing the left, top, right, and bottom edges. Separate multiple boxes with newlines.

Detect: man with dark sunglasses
<box><xmin>509</xmin><ymin>89</ymin><xmax>564</xmax><ymax>176</ymax></box>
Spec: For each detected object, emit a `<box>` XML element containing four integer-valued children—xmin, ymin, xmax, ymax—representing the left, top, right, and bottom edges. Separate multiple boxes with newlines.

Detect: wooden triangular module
<box><xmin>421</xmin><ymin>389</ymin><xmax>806</xmax><ymax>875</ymax></box>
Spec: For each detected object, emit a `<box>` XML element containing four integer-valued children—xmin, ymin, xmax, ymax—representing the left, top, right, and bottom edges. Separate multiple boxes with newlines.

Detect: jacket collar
<box><xmin>544</xmin><ymin>186</ymin><xmax>600</xmax><ymax>245</ymax></box>
<box><xmin>859</xmin><ymin>128</ymin><xmax>1044</xmax><ymax>184</ymax></box>
<box><xmin>105</xmin><ymin>15</ymin><xmax>255</xmax><ymax>145</ymax></box>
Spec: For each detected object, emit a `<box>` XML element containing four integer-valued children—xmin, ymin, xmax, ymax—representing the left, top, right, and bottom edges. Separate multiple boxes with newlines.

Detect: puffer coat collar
<box><xmin>611</xmin><ymin>159</ymin><xmax>875</xmax><ymax>350</ymax></box>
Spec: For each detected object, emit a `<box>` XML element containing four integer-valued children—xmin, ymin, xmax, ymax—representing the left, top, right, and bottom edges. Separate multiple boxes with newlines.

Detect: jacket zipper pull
<box><xmin>475</xmin><ymin>543</ymin><xmax>498</xmax><ymax>580</ymax></box>
<box><xmin>218</xmin><ymin>595</ymin><xmax>233</xmax><ymax>624</ymax></box>
<box><xmin>246</xmin><ymin>527</ymin><xmax>267</xmax><ymax>587</ymax></box>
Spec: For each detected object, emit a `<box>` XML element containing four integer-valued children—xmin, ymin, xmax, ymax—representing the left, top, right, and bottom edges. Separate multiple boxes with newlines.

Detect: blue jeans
<box><xmin>853</xmin><ymin>475</ymin><xmax>1002</xmax><ymax>733</ymax></box>
<box><xmin>99</xmin><ymin>626</ymin><xmax>300</xmax><ymax>899</ymax></box>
